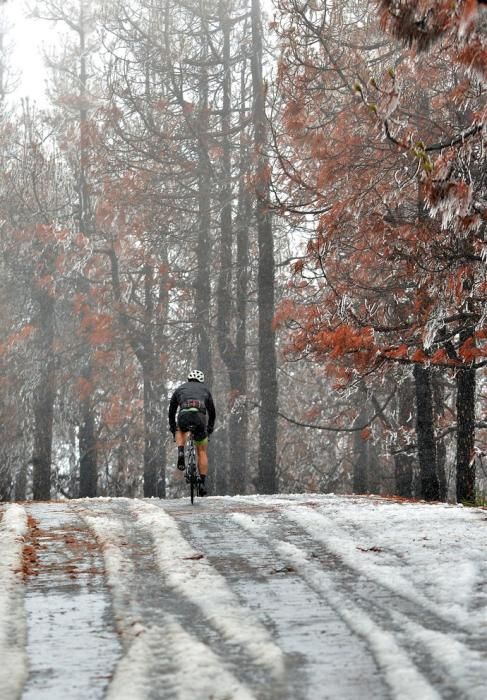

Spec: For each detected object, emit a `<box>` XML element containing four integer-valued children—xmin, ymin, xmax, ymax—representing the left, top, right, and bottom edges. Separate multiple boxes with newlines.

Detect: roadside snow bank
<box><xmin>0</xmin><ymin>504</ymin><xmax>28</xmax><ymax>699</ymax></box>
<box><xmin>132</xmin><ymin>500</ymin><xmax>285</xmax><ymax>679</ymax></box>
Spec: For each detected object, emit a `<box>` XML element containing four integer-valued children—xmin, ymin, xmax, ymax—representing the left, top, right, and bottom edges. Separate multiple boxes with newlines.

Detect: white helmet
<box><xmin>188</xmin><ymin>369</ymin><xmax>205</xmax><ymax>383</ymax></box>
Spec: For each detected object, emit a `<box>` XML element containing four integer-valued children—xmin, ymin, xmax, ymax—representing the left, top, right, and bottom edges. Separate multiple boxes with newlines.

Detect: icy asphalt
<box><xmin>1</xmin><ymin>494</ymin><xmax>486</xmax><ymax>700</ymax></box>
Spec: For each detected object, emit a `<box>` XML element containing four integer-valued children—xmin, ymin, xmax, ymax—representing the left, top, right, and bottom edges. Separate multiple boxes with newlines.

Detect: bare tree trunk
<box><xmin>32</xmin><ymin>292</ymin><xmax>55</xmax><ymax>501</ymax></box>
<box><xmin>368</xmin><ymin>443</ymin><xmax>382</xmax><ymax>494</ymax></box>
<box><xmin>432</xmin><ymin>369</ymin><xmax>447</xmax><ymax>501</ymax></box>
<box><xmin>14</xmin><ymin>464</ymin><xmax>28</xmax><ymax>501</ymax></box>
<box><xmin>252</xmin><ymin>0</ymin><xmax>278</xmax><ymax>494</ymax></box>
<box><xmin>395</xmin><ymin>373</ymin><xmax>414</xmax><ymax>497</ymax></box>
<box><xmin>156</xmin><ymin>253</ymin><xmax>169</xmax><ymax>499</ymax></box>
<box><xmin>214</xmin><ymin>1</ymin><xmax>250</xmax><ymax>495</ymax></box>
<box><xmin>353</xmin><ymin>406</ymin><xmax>368</xmax><ymax>494</ymax></box>
<box><xmin>77</xmin><ymin>288</ymin><xmax>97</xmax><ymax>498</ymax></box>
<box><xmin>214</xmin><ymin>0</ymin><xmax>233</xmax><ymax>495</ymax></box>
<box><xmin>78</xmin><ymin>367</ymin><xmax>97</xmax><ymax>497</ymax></box>
<box><xmin>229</xmin><ymin>181</ymin><xmax>251</xmax><ymax>494</ymax></box>
<box><xmin>143</xmin><ymin>371</ymin><xmax>164</xmax><ymax>497</ymax></box>
<box><xmin>195</xmin><ymin>19</ymin><xmax>213</xmax><ymax>386</ymax></box>
<box><xmin>142</xmin><ymin>263</ymin><xmax>167</xmax><ymax>498</ymax></box>
<box><xmin>414</xmin><ymin>364</ymin><xmax>440</xmax><ymax>501</ymax></box>
<box><xmin>229</xmin><ymin>51</ymin><xmax>251</xmax><ymax>496</ymax></box>
<box><xmin>456</xmin><ymin>331</ymin><xmax>476</xmax><ymax>503</ymax></box>
<box><xmin>77</xmin><ymin>5</ymin><xmax>98</xmax><ymax>497</ymax></box>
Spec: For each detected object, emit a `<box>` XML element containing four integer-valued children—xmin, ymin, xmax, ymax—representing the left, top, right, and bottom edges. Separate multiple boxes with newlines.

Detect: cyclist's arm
<box><xmin>206</xmin><ymin>394</ymin><xmax>216</xmax><ymax>432</ymax></box>
<box><xmin>168</xmin><ymin>392</ymin><xmax>178</xmax><ymax>433</ymax></box>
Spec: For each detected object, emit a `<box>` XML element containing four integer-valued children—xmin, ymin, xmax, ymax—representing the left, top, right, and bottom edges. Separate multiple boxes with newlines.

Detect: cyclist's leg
<box><xmin>195</xmin><ymin>442</ymin><xmax>208</xmax><ymax>476</ymax></box>
<box><xmin>175</xmin><ymin>414</ymin><xmax>191</xmax><ymax>470</ymax></box>
<box><xmin>175</xmin><ymin>429</ymin><xmax>188</xmax><ymax>448</ymax></box>
<box><xmin>192</xmin><ymin>413</ymin><xmax>209</xmax><ymax>477</ymax></box>
<box><xmin>195</xmin><ymin>439</ymin><xmax>208</xmax><ymax>496</ymax></box>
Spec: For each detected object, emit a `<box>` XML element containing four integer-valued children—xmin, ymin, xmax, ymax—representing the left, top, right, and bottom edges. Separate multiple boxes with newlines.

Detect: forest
<box><xmin>0</xmin><ymin>0</ymin><xmax>485</xmax><ymax>503</ymax></box>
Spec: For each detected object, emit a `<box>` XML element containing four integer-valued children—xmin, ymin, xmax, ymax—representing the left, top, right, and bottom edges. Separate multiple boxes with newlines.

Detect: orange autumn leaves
<box><xmin>272</xmin><ymin>0</ymin><xmax>487</xmax><ymax>386</ymax></box>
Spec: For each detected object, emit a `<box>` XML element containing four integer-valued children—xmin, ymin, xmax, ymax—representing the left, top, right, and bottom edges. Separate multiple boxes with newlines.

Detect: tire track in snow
<box><xmin>391</xmin><ymin>612</ymin><xmax>487</xmax><ymax>700</ymax></box>
<box><xmin>94</xmin><ymin>498</ymin><xmax>282</xmax><ymax>697</ymax></box>
<box><xmin>232</xmin><ymin>502</ymin><xmax>487</xmax><ymax>700</ymax></box>
<box><xmin>232</xmin><ymin>511</ymin><xmax>441</xmax><ymax>700</ymax></box>
<box><xmin>281</xmin><ymin>503</ymin><xmax>487</xmax><ymax>673</ymax></box>
<box><xmin>84</xmin><ymin>508</ymin><xmax>255</xmax><ymax>700</ymax></box>
<box><xmin>131</xmin><ymin>500</ymin><xmax>286</xmax><ymax>683</ymax></box>
<box><xmin>284</xmin><ymin>506</ymin><xmax>470</xmax><ymax>631</ymax></box>
<box><xmin>176</xmin><ymin>500</ymin><xmax>387</xmax><ymax>700</ymax></box>
<box><xmin>0</xmin><ymin>504</ymin><xmax>28</xmax><ymax>700</ymax></box>
<box><xmin>281</xmin><ymin>503</ymin><xmax>487</xmax><ymax>671</ymax></box>
<box><xmin>310</xmin><ymin>499</ymin><xmax>483</xmax><ymax>619</ymax></box>
<box><xmin>21</xmin><ymin>504</ymin><xmax>121</xmax><ymax>700</ymax></box>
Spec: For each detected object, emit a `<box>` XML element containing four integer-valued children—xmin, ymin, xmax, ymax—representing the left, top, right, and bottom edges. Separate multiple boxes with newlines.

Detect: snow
<box><xmin>21</xmin><ymin>504</ymin><xmax>121</xmax><ymax>700</ymax></box>
<box><xmin>84</xmin><ymin>514</ymin><xmax>153</xmax><ymax>700</ymax></box>
<box><xmin>131</xmin><ymin>500</ymin><xmax>286</xmax><ymax>680</ymax></box>
<box><xmin>0</xmin><ymin>504</ymin><xmax>28</xmax><ymax>700</ymax></box>
<box><xmin>86</xmin><ymin>510</ymin><xmax>256</xmax><ymax>700</ymax></box>
<box><xmin>283</xmin><ymin>497</ymin><xmax>486</xmax><ymax>627</ymax></box>
<box><xmin>229</xmin><ymin>495</ymin><xmax>487</xmax><ymax>699</ymax></box>
<box><xmin>394</xmin><ymin>615</ymin><xmax>487</xmax><ymax>699</ymax></box>
<box><xmin>157</xmin><ymin>617</ymin><xmax>255</xmax><ymax>700</ymax></box>
<box><xmin>233</xmin><ymin>512</ymin><xmax>441</xmax><ymax>700</ymax></box>
<box><xmin>1</xmin><ymin>494</ymin><xmax>486</xmax><ymax>699</ymax></box>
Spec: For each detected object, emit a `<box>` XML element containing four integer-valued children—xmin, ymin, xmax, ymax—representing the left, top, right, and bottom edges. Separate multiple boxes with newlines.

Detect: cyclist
<box><xmin>168</xmin><ymin>369</ymin><xmax>216</xmax><ymax>496</ymax></box>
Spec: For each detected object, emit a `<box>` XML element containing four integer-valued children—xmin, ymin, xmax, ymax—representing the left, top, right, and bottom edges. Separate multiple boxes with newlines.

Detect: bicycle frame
<box><xmin>185</xmin><ymin>432</ymin><xmax>199</xmax><ymax>504</ymax></box>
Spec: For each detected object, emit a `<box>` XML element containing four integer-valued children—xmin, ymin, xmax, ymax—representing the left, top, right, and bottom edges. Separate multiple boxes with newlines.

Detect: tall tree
<box><xmin>37</xmin><ymin>0</ymin><xmax>102</xmax><ymax>497</ymax></box>
<box><xmin>394</xmin><ymin>371</ymin><xmax>415</xmax><ymax>498</ymax></box>
<box><xmin>252</xmin><ymin>0</ymin><xmax>278</xmax><ymax>493</ymax></box>
<box><xmin>273</xmin><ymin>0</ymin><xmax>486</xmax><ymax>501</ymax></box>
<box><xmin>376</xmin><ymin>0</ymin><xmax>486</xmax><ymax>501</ymax></box>
<box><xmin>413</xmin><ymin>364</ymin><xmax>440</xmax><ymax>500</ymax></box>
<box><xmin>0</xmin><ymin>103</ymin><xmax>69</xmax><ymax>500</ymax></box>
<box><xmin>212</xmin><ymin>1</ymin><xmax>252</xmax><ymax>494</ymax></box>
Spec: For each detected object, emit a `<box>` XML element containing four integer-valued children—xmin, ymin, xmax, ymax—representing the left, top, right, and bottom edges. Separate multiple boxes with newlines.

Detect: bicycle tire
<box><xmin>186</xmin><ymin>432</ymin><xmax>198</xmax><ymax>505</ymax></box>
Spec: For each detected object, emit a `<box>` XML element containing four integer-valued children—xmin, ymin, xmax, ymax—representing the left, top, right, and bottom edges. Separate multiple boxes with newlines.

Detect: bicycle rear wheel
<box><xmin>186</xmin><ymin>434</ymin><xmax>198</xmax><ymax>505</ymax></box>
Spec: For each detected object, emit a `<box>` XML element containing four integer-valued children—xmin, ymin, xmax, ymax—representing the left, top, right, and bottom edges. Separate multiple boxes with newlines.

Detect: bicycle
<box><xmin>184</xmin><ymin>431</ymin><xmax>201</xmax><ymax>504</ymax></box>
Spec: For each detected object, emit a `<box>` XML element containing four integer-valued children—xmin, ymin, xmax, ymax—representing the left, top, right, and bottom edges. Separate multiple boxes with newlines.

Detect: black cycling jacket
<box><xmin>168</xmin><ymin>381</ymin><xmax>216</xmax><ymax>434</ymax></box>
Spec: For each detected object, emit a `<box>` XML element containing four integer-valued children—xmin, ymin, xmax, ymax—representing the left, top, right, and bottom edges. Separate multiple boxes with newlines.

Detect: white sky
<box><xmin>3</xmin><ymin>0</ymin><xmax>51</xmax><ymax>102</ymax></box>
<box><xmin>3</xmin><ymin>0</ymin><xmax>276</xmax><ymax>104</ymax></box>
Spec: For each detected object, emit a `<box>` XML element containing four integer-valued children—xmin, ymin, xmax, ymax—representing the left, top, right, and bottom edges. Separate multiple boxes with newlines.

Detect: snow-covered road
<box><xmin>1</xmin><ymin>494</ymin><xmax>486</xmax><ymax>699</ymax></box>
